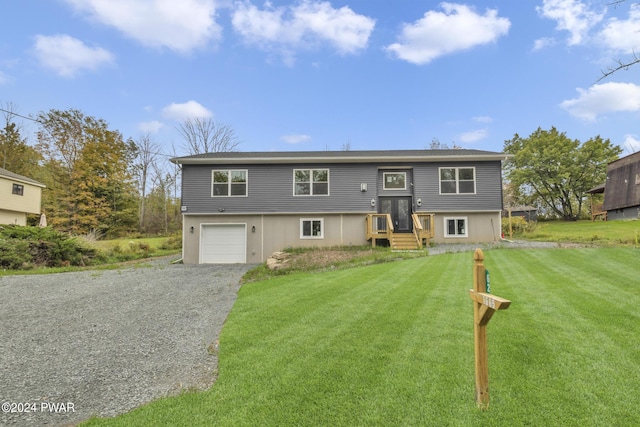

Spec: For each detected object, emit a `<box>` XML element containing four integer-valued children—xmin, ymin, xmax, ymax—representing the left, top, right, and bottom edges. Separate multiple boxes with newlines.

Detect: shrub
<box><xmin>0</xmin><ymin>239</ymin><xmax>32</xmax><ymax>269</ymax></box>
<box><xmin>0</xmin><ymin>225</ymin><xmax>97</xmax><ymax>270</ymax></box>
<box><xmin>502</xmin><ymin>216</ymin><xmax>537</xmax><ymax>235</ymax></box>
<box><xmin>159</xmin><ymin>234</ymin><xmax>182</xmax><ymax>250</ymax></box>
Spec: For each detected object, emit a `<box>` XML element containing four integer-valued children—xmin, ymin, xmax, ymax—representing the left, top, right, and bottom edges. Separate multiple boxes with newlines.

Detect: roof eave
<box><xmin>0</xmin><ymin>174</ymin><xmax>47</xmax><ymax>188</ymax></box>
<box><xmin>172</xmin><ymin>153</ymin><xmax>513</xmax><ymax>165</ymax></box>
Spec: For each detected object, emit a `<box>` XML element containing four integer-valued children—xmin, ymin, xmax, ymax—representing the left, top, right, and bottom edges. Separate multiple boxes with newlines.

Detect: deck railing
<box><xmin>366</xmin><ymin>214</ymin><xmax>393</xmax><ymax>247</ymax></box>
<box><xmin>367</xmin><ymin>213</ymin><xmax>435</xmax><ymax>248</ymax></box>
<box><xmin>590</xmin><ymin>203</ymin><xmax>607</xmax><ymax>221</ymax></box>
<box><xmin>413</xmin><ymin>213</ymin><xmax>435</xmax><ymax>246</ymax></box>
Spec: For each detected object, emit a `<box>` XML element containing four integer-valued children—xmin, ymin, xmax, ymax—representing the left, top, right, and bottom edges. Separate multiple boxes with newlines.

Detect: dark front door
<box><xmin>379</xmin><ymin>197</ymin><xmax>412</xmax><ymax>233</ymax></box>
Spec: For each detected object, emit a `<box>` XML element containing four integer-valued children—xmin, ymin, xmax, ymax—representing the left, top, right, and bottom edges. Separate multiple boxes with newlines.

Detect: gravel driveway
<box><xmin>0</xmin><ymin>257</ymin><xmax>252</xmax><ymax>426</ymax></box>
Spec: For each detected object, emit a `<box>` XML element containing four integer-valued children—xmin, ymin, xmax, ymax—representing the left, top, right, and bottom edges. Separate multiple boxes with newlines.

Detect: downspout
<box><xmin>493</xmin><ymin>217</ymin><xmax>513</xmax><ymax>243</ymax></box>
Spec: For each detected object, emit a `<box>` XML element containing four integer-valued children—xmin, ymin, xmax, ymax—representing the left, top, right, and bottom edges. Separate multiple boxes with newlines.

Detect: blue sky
<box><xmin>2</xmin><ymin>0</ymin><xmax>640</xmax><ymax>156</ymax></box>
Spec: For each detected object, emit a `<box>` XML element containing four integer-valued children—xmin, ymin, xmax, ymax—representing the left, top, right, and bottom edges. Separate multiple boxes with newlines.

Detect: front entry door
<box><xmin>379</xmin><ymin>197</ymin><xmax>412</xmax><ymax>233</ymax></box>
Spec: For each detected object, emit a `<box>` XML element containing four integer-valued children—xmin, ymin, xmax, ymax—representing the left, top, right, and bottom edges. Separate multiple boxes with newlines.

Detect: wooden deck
<box><xmin>591</xmin><ymin>203</ymin><xmax>607</xmax><ymax>221</ymax></box>
<box><xmin>366</xmin><ymin>213</ymin><xmax>434</xmax><ymax>250</ymax></box>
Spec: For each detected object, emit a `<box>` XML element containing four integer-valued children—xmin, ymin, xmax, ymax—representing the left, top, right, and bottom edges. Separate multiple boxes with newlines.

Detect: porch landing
<box><xmin>366</xmin><ymin>213</ymin><xmax>435</xmax><ymax>250</ymax></box>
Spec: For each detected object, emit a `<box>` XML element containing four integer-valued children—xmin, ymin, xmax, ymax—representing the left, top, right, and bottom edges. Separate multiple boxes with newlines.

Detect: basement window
<box><xmin>300</xmin><ymin>218</ymin><xmax>324</xmax><ymax>239</ymax></box>
<box><xmin>444</xmin><ymin>217</ymin><xmax>468</xmax><ymax>238</ymax></box>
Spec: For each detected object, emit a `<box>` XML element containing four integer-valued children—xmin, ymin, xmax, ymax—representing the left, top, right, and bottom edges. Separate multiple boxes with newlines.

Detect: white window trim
<box><xmin>443</xmin><ymin>216</ymin><xmax>468</xmax><ymax>238</ymax></box>
<box><xmin>211</xmin><ymin>170</ymin><xmax>248</xmax><ymax>197</ymax></box>
<box><xmin>293</xmin><ymin>169</ymin><xmax>330</xmax><ymax>196</ymax></box>
<box><xmin>438</xmin><ymin>167</ymin><xmax>476</xmax><ymax>195</ymax></box>
<box><xmin>383</xmin><ymin>172</ymin><xmax>407</xmax><ymax>190</ymax></box>
<box><xmin>300</xmin><ymin>218</ymin><xmax>324</xmax><ymax>239</ymax></box>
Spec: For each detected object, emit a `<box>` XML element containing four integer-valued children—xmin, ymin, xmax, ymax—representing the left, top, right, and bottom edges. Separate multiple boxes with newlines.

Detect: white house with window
<box><xmin>0</xmin><ymin>167</ymin><xmax>46</xmax><ymax>226</ymax></box>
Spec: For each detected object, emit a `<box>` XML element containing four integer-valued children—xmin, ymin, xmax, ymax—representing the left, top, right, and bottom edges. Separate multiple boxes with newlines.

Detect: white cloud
<box><xmin>537</xmin><ymin>0</ymin><xmax>604</xmax><ymax>46</ymax></box>
<box><xmin>599</xmin><ymin>3</ymin><xmax>640</xmax><ymax>54</ymax></box>
<box><xmin>458</xmin><ymin>129</ymin><xmax>488</xmax><ymax>143</ymax></box>
<box><xmin>560</xmin><ymin>82</ymin><xmax>640</xmax><ymax>121</ymax></box>
<box><xmin>232</xmin><ymin>0</ymin><xmax>375</xmax><ymax>63</ymax></box>
<box><xmin>62</xmin><ymin>0</ymin><xmax>221</xmax><ymax>53</ymax></box>
<box><xmin>162</xmin><ymin>101</ymin><xmax>213</xmax><ymax>121</ymax></box>
<box><xmin>532</xmin><ymin>37</ymin><xmax>556</xmax><ymax>51</ymax></box>
<box><xmin>623</xmin><ymin>134</ymin><xmax>640</xmax><ymax>153</ymax></box>
<box><xmin>384</xmin><ymin>3</ymin><xmax>510</xmax><ymax>65</ymax></box>
<box><xmin>281</xmin><ymin>134</ymin><xmax>311</xmax><ymax>144</ymax></box>
<box><xmin>138</xmin><ymin>120</ymin><xmax>164</xmax><ymax>133</ymax></box>
<box><xmin>472</xmin><ymin>116</ymin><xmax>493</xmax><ymax>124</ymax></box>
<box><xmin>33</xmin><ymin>34</ymin><xmax>114</xmax><ymax>78</ymax></box>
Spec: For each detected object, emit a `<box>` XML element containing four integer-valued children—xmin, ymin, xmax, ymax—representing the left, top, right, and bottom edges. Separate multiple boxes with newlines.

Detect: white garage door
<box><xmin>201</xmin><ymin>224</ymin><xmax>246</xmax><ymax>264</ymax></box>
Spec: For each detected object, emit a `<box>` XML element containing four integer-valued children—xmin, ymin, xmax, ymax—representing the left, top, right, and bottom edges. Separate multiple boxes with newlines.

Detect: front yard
<box><xmin>84</xmin><ymin>247</ymin><xmax>640</xmax><ymax>426</ymax></box>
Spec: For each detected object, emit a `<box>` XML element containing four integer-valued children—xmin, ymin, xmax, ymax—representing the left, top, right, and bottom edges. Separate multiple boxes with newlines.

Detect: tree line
<box><xmin>1</xmin><ymin>101</ymin><xmax>626</xmax><ymax>230</ymax></box>
<box><xmin>1</xmin><ymin>103</ymin><xmax>238</xmax><ymax>237</ymax></box>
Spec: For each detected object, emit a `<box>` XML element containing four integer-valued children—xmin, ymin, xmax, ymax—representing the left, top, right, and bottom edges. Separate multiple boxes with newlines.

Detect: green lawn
<box><xmin>84</xmin><ymin>248</ymin><xmax>640</xmax><ymax>426</ymax></box>
<box><xmin>516</xmin><ymin>219</ymin><xmax>640</xmax><ymax>245</ymax></box>
<box><xmin>87</xmin><ymin>236</ymin><xmax>178</xmax><ymax>252</ymax></box>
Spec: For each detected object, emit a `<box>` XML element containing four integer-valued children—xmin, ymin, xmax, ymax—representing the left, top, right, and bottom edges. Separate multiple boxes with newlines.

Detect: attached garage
<box><xmin>200</xmin><ymin>224</ymin><xmax>247</xmax><ymax>264</ymax></box>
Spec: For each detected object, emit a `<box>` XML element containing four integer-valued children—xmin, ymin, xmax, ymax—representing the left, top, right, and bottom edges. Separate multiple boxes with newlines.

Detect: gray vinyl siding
<box><xmin>180</xmin><ymin>160</ymin><xmax>503</xmax><ymax>214</ymax></box>
<box><xmin>181</xmin><ymin>163</ymin><xmax>378</xmax><ymax>214</ymax></box>
<box><xmin>414</xmin><ymin>161</ymin><xmax>503</xmax><ymax>212</ymax></box>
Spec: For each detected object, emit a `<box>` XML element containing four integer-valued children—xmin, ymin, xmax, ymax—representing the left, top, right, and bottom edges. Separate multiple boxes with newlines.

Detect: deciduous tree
<box><xmin>0</xmin><ymin>103</ymin><xmax>41</xmax><ymax>175</ymax></box>
<box><xmin>177</xmin><ymin>117</ymin><xmax>240</xmax><ymax>154</ymax></box>
<box><xmin>36</xmin><ymin>109</ymin><xmax>137</xmax><ymax>235</ymax></box>
<box><xmin>503</xmin><ymin>127</ymin><xmax>621</xmax><ymax>220</ymax></box>
<box><xmin>133</xmin><ymin>133</ymin><xmax>159</xmax><ymax>232</ymax></box>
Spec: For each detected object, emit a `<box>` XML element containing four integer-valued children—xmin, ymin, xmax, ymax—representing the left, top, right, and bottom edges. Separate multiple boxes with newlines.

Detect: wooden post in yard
<box><xmin>469</xmin><ymin>248</ymin><xmax>511</xmax><ymax>409</ymax></box>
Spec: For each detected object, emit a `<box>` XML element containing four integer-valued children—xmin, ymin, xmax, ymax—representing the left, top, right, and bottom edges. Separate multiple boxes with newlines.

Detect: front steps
<box><xmin>390</xmin><ymin>232</ymin><xmax>421</xmax><ymax>250</ymax></box>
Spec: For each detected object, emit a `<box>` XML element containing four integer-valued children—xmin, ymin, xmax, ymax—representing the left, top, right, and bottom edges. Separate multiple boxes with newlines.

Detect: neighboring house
<box><xmin>171</xmin><ymin>149</ymin><xmax>510</xmax><ymax>264</ymax></box>
<box><xmin>0</xmin><ymin>167</ymin><xmax>46</xmax><ymax>226</ymax></box>
<box><xmin>598</xmin><ymin>151</ymin><xmax>640</xmax><ymax>221</ymax></box>
<box><xmin>503</xmin><ymin>206</ymin><xmax>538</xmax><ymax>222</ymax></box>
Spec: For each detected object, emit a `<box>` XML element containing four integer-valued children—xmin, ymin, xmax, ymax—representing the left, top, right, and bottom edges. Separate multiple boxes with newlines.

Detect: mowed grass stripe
<box><xmin>487</xmin><ymin>249</ymin><xmax>640</xmax><ymax>425</ymax></box>
<box><xmin>219</xmin><ymin>259</ymin><xmax>448</xmax><ymax>425</ymax></box>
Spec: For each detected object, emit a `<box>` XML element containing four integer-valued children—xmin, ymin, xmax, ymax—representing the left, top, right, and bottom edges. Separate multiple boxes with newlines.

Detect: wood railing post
<box><xmin>472</xmin><ymin>249</ymin><xmax>489</xmax><ymax>408</ymax></box>
<box><xmin>469</xmin><ymin>248</ymin><xmax>511</xmax><ymax>410</ymax></box>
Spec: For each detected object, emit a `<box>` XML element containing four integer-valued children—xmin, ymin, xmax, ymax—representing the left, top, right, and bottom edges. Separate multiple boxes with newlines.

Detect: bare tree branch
<box><xmin>176</xmin><ymin>117</ymin><xmax>240</xmax><ymax>155</ymax></box>
<box><xmin>598</xmin><ymin>52</ymin><xmax>640</xmax><ymax>82</ymax></box>
<box><xmin>597</xmin><ymin>1</ymin><xmax>640</xmax><ymax>81</ymax></box>
<box><xmin>133</xmin><ymin>133</ymin><xmax>159</xmax><ymax>231</ymax></box>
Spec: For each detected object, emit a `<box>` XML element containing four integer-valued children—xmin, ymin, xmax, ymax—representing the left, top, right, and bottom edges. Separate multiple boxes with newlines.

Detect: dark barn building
<box><xmin>602</xmin><ymin>151</ymin><xmax>640</xmax><ymax>221</ymax></box>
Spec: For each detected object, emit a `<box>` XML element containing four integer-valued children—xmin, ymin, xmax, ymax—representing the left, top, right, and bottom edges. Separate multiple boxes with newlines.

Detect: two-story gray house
<box><xmin>171</xmin><ymin>149</ymin><xmax>509</xmax><ymax>264</ymax></box>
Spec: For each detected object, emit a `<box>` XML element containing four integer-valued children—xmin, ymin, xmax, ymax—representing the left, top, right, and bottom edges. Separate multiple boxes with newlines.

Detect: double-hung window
<box><xmin>439</xmin><ymin>167</ymin><xmax>475</xmax><ymax>194</ymax></box>
<box><xmin>212</xmin><ymin>170</ymin><xmax>247</xmax><ymax>197</ymax></box>
<box><xmin>294</xmin><ymin>169</ymin><xmax>329</xmax><ymax>196</ymax></box>
<box><xmin>444</xmin><ymin>217</ymin><xmax>468</xmax><ymax>238</ymax></box>
<box><xmin>12</xmin><ymin>184</ymin><xmax>24</xmax><ymax>196</ymax></box>
<box><xmin>300</xmin><ymin>218</ymin><xmax>324</xmax><ymax>239</ymax></box>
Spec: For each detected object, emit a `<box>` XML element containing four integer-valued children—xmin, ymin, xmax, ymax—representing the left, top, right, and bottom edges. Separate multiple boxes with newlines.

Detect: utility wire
<box><xmin>0</xmin><ymin>107</ymin><xmax>43</xmax><ymax>124</ymax></box>
<box><xmin>0</xmin><ymin>107</ymin><xmax>184</xmax><ymax>158</ymax></box>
